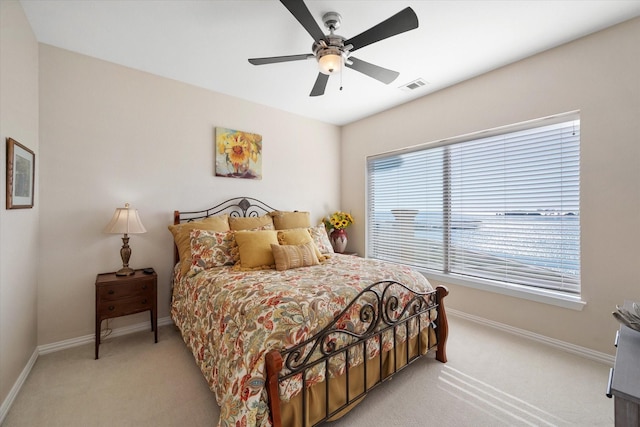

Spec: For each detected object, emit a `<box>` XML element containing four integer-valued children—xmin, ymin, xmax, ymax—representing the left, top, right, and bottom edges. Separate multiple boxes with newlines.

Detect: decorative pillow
<box><xmin>308</xmin><ymin>225</ymin><xmax>334</xmax><ymax>254</ymax></box>
<box><xmin>270</xmin><ymin>211</ymin><xmax>311</xmax><ymax>230</ymax></box>
<box><xmin>229</xmin><ymin>214</ymin><xmax>274</xmax><ymax>231</ymax></box>
<box><xmin>188</xmin><ymin>230</ymin><xmax>238</xmax><ymax>276</ymax></box>
<box><xmin>271</xmin><ymin>242</ymin><xmax>320</xmax><ymax>271</ymax></box>
<box><xmin>168</xmin><ymin>214</ymin><xmax>231</xmax><ymax>276</ymax></box>
<box><xmin>234</xmin><ymin>230</ymin><xmax>279</xmax><ymax>269</ymax></box>
<box><xmin>277</xmin><ymin>228</ymin><xmax>324</xmax><ymax>261</ymax></box>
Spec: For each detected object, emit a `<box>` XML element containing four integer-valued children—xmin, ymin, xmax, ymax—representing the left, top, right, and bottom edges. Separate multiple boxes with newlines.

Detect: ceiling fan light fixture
<box><xmin>318</xmin><ymin>51</ymin><xmax>342</xmax><ymax>75</ymax></box>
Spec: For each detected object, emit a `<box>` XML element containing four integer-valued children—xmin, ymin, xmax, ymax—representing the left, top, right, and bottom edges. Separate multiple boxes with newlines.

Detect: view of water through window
<box><xmin>368</xmin><ymin>117</ymin><xmax>580</xmax><ymax>295</ymax></box>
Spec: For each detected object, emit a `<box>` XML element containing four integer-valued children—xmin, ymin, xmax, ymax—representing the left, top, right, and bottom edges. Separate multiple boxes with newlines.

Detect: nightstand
<box><xmin>95</xmin><ymin>269</ymin><xmax>157</xmax><ymax>359</ymax></box>
<box><xmin>607</xmin><ymin>301</ymin><xmax>640</xmax><ymax>426</ymax></box>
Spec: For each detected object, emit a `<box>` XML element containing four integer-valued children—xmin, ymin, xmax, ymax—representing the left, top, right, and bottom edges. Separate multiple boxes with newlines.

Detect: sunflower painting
<box><xmin>215</xmin><ymin>127</ymin><xmax>262</xmax><ymax>179</ymax></box>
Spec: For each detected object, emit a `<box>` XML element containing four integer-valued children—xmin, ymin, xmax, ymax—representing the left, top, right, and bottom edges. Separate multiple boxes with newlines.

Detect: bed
<box><xmin>169</xmin><ymin>197</ymin><xmax>449</xmax><ymax>427</ymax></box>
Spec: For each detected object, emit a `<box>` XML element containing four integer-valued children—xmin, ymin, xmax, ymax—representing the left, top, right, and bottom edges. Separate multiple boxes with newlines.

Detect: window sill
<box><xmin>422</xmin><ymin>271</ymin><xmax>586</xmax><ymax>311</ymax></box>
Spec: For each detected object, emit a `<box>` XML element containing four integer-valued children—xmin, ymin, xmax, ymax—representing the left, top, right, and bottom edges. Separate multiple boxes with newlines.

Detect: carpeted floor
<box><xmin>2</xmin><ymin>315</ymin><xmax>614</xmax><ymax>426</ymax></box>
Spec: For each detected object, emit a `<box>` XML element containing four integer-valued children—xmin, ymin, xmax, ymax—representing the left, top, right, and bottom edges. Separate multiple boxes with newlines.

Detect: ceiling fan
<box><xmin>248</xmin><ymin>0</ymin><xmax>419</xmax><ymax>97</ymax></box>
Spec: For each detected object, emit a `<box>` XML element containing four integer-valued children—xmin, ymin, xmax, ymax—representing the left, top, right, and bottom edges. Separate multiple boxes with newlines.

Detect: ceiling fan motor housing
<box><xmin>322</xmin><ymin>12</ymin><xmax>342</xmax><ymax>31</ymax></box>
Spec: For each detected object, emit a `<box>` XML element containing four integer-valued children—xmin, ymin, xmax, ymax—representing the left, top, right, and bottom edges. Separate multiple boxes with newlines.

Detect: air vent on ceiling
<box><xmin>399</xmin><ymin>78</ymin><xmax>429</xmax><ymax>92</ymax></box>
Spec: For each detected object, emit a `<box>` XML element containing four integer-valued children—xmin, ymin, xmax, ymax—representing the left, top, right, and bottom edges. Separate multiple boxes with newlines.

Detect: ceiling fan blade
<box><xmin>280</xmin><ymin>0</ymin><xmax>325</xmax><ymax>42</ymax></box>
<box><xmin>248</xmin><ymin>54</ymin><xmax>314</xmax><ymax>65</ymax></box>
<box><xmin>310</xmin><ymin>73</ymin><xmax>329</xmax><ymax>97</ymax></box>
<box><xmin>345</xmin><ymin>57</ymin><xmax>399</xmax><ymax>84</ymax></box>
<box><xmin>345</xmin><ymin>7</ymin><xmax>418</xmax><ymax>53</ymax></box>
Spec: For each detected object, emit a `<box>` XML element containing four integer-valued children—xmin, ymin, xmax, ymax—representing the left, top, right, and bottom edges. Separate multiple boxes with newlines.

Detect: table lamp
<box><xmin>104</xmin><ymin>203</ymin><xmax>147</xmax><ymax>276</ymax></box>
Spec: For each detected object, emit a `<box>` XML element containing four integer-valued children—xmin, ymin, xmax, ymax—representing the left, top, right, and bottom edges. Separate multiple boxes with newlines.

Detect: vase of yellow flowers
<box><xmin>323</xmin><ymin>211</ymin><xmax>354</xmax><ymax>254</ymax></box>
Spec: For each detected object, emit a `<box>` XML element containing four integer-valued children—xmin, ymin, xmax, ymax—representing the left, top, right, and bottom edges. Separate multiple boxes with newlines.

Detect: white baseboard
<box><xmin>0</xmin><ymin>347</ymin><xmax>38</xmax><ymax>425</ymax></box>
<box><xmin>448</xmin><ymin>308</ymin><xmax>615</xmax><ymax>366</ymax></box>
<box><xmin>0</xmin><ymin>316</ymin><xmax>173</xmax><ymax>423</ymax></box>
<box><xmin>39</xmin><ymin>316</ymin><xmax>173</xmax><ymax>355</ymax></box>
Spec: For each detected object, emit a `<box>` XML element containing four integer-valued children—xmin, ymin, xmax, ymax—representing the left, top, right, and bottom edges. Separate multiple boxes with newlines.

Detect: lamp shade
<box><xmin>318</xmin><ymin>53</ymin><xmax>342</xmax><ymax>75</ymax></box>
<box><xmin>104</xmin><ymin>203</ymin><xmax>147</xmax><ymax>235</ymax></box>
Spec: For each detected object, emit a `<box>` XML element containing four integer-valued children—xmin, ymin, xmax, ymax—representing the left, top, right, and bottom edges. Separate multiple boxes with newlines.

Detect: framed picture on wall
<box><xmin>6</xmin><ymin>137</ymin><xmax>35</xmax><ymax>209</ymax></box>
<box><xmin>215</xmin><ymin>127</ymin><xmax>262</xmax><ymax>180</ymax></box>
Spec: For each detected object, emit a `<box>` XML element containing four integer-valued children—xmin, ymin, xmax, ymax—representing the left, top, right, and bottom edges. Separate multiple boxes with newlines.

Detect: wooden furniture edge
<box><xmin>435</xmin><ymin>285</ymin><xmax>449</xmax><ymax>363</ymax></box>
<box><xmin>266</xmin><ymin>350</ymin><xmax>284</xmax><ymax>427</ymax></box>
<box><xmin>173</xmin><ymin>210</ymin><xmax>180</xmax><ymax>265</ymax></box>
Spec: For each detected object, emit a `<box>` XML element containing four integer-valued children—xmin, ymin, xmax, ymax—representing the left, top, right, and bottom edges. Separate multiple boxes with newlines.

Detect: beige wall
<box><xmin>37</xmin><ymin>45</ymin><xmax>341</xmax><ymax>345</ymax></box>
<box><xmin>341</xmin><ymin>17</ymin><xmax>640</xmax><ymax>355</ymax></box>
<box><xmin>0</xmin><ymin>0</ymin><xmax>39</xmax><ymax>409</ymax></box>
<box><xmin>3</xmin><ymin>3</ymin><xmax>637</xmax><ymax>410</ymax></box>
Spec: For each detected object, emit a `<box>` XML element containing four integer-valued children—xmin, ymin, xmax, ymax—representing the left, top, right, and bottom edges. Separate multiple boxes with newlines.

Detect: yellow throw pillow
<box><xmin>271</xmin><ymin>242</ymin><xmax>320</xmax><ymax>271</ymax></box>
<box><xmin>229</xmin><ymin>214</ymin><xmax>274</xmax><ymax>231</ymax></box>
<box><xmin>277</xmin><ymin>228</ymin><xmax>324</xmax><ymax>261</ymax></box>
<box><xmin>271</xmin><ymin>211</ymin><xmax>311</xmax><ymax>230</ymax></box>
<box><xmin>234</xmin><ymin>230</ymin><xmax>279</xmax><ymax>269</ymax></box>
<box><xmin>168</xmin><ymin>214</ymin><xmax>230</xmax><ymax>276</ymax></box>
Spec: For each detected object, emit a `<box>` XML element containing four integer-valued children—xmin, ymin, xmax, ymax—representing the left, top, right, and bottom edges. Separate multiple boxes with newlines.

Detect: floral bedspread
<box><xmin>171</xmin><ymin>254</ymin><xmax>434</xmax><ymax>427</ymax></box>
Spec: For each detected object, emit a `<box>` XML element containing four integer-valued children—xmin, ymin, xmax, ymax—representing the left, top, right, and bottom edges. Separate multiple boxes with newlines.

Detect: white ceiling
<box><xmin>19</xmin><ymin>0</ymin><xmax>640</xmax><ymax>126</ymax></box>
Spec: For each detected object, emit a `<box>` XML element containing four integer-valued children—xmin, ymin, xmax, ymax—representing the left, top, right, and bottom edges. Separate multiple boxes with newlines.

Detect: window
<box><xmin>367</xmin><ymin>115</ymin><xmax>580</xmax><ymax>301</ymax></box>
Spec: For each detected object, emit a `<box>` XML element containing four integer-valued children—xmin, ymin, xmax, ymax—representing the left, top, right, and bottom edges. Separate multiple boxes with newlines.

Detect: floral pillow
<box><xmin>188</xmin><ymin>229</ymin><xmax>238</xmax><ymax>276</ymax></box>
<box><xmin>308</xmin><ymin>225</ymin><xmax>334</xmax><ymax>254</ymax></box>
<box><xmin>168</xmin><ymin>214</ymin><xmax>230</xmax><ymax>276</ymax></box>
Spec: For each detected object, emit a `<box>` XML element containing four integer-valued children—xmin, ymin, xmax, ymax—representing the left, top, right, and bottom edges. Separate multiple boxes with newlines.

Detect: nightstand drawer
<box><xmin>95</xmin><ymin>269</ymin><xmax>158</xmax><ymax>359</ymax></box>
<box><xmin>98</xmin><ymin>295</ymin><xmax>153</xmax><ymax>318</ymax></box>
<box><xmin>97</xmin><ymin>279</ymin><xmax>154</xmax><ymax>300</ymax></box>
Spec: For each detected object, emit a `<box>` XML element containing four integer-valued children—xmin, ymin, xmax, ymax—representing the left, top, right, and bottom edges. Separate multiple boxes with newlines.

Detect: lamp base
<box><xmin>115</xmin><ymin>267</ymin><xmax>135</xmax><ymax>276</ymax></box>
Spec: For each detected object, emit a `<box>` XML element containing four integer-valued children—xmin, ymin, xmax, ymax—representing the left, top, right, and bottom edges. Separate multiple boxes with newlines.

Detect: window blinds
<box><xmin>367</xmin><ymin>119</ymin><xmax>580</xmax><ymax>295</ymax></box>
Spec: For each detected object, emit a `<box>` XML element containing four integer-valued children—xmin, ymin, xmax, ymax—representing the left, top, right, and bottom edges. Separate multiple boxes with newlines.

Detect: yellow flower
<box><xmin>324</xmin><ymin>211</ymin><xmax>354</xmax><ymax>230</ymax></box>
<box><xmin>249</xmin><ymin>140</ymin><xmax>261</xmax><ymax>163</ymax></box>
<box><xmin>217</xmin><ymin>129</ymin><xmax>262</xmax><ymax>176</ymax></box>
<box><xmin>225</xmin><ymin>135</ymin><xmax>250</xmax><ymax>165</ymax></box>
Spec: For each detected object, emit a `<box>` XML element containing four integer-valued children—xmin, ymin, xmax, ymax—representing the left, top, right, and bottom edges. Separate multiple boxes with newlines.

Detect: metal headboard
<box><xmin>173</xmin><ymin>197</ymin><xmax>277</xmax><ymax>263</ymax></box>
<box><xmin>174</xmin><ymin>197</ymin><xmax>276</xmax><ymax>225</ymax></box>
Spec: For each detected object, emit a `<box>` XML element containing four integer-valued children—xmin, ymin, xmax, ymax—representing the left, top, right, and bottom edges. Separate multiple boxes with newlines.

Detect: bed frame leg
<box><xmin>266</xmin><ymin>349</ymin><xmax>284</xmax><ymax>427</ymax></box>
<box><xmin>435</xmin><ymin>285</ymin><xmax>449</xmax><ymax>363</ymax></box>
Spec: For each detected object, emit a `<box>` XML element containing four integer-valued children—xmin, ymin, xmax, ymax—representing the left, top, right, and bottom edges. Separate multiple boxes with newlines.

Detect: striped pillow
<box><xmin>271</xmin><ymin>242</ymin><xmax>320</xmax><ymax>271</ymax></box>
